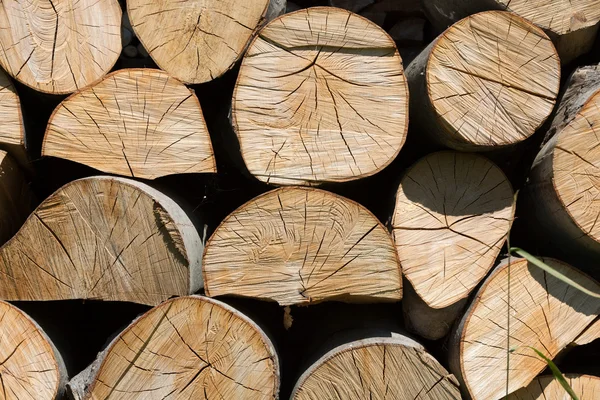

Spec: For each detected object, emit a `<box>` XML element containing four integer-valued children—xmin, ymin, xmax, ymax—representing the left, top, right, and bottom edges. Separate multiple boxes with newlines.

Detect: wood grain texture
<box><xmin>572</xmin><ymin>317</ymin><xmax>600</xmax><ymax>346</ymax></box>
<box><xmin>0</xmin><ymin>176</ymin><xmax>203</xmax><ymax>306</ymax></box>
<box><xmin>0</xmin><ymin>69</ymin><xmax>24</xmax><ymax>148</ymax></box>
<box><xmin>0</xmin><ymin>0</ymin><xmax>122</xmax><ymax>94</ymax></box>
<box><xmin>127</xmin><ymin>0</ymin><xmax>273</xmax><ymax>84</ymax></box>
<box><xmin>68</xmin><ymin>296</ymin><xmax>279</xmax><ymax>400</ymax></box>
<box><xmin>291</xmin><ymin>336</ymin><xmax>460</xmax><ymax>399</ymax></box>
<box><xmin>406</xmin><ymin>11</ymin><xmax>560</xmax><ymax>151</ymax></box>
<box><xmin>393</xmin><ymin>152</ymin><xmax>514</xmax><ymax>309</ymax></box>
<box><xmin>233</xmin><ymin>7</ymin><xmax>408</xmax><ymax>185</ymax></box>
<box><xmin>507</xmin><ymin>374</ymin><xmax>600</xmax><ymax>400</ymax></box>
<box><xmin>448</xmin><ymin>257</ymin><xmax>600</xmax><ymax>400</ymax></box>
<box><xmin>43</xmin><ymin>69</ymin><xmax>216</xmax><ymax>179</ymax></box>
<box><xmin>0</xmin><ymin>300</ymin><xmax>67</xmax><ymax>400</ymax></box>
<box><xmin>203</xmin><ymin>186</ymin><xmax>401</xmax><ymax>306</ymax></box>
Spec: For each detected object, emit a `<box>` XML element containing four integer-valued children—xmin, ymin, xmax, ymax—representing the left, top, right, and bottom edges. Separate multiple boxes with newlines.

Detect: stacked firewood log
<box><xmin>0</xmin><ymin>0</ymin><xmax>598</xmax><ymax>399</ymax></box>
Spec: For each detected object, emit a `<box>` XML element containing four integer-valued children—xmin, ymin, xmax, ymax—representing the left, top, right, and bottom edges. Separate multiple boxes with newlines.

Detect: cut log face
<box><xmin>0</xmin><ymin>69</ymin><xmax>24</xmax><ymax>148</ymax></box>
<box><xmin>0</xmin><ymin>300</ymin><xmax>67</xmax><ymax>400</ymax></box>
<box><xmin>127</xmin><ymin>0</ymin><xmax>272</xmax><ymax>84</ymax></box>
<box><xmin>0</xmin><ymin>0</ymin><xmax>122</xmax><ymax>94</ymax></box>
<box><xmin>291</xmin><ymin>336</ymin><xmax>461</xmax><ymax>399</ymax></box>
<box><xmin>71</xmin><ymin>296</ymin><xmax>279</xmax><ymax>400</ymax></box>
<box><xmin>408</xmin><ymin>11</ymin><xmax>560</xmax><ymax>151</ymax></box>
<box><xmin>0</xmin><ymin>176</ymin><xmax>203</xmax><ymax>306</ymax></box>
<box><xmin>233</xmin><ymin>7</ymin><xmax>408</xmax><ymax>185</ymax></box>
<box><xmin>449</xmin><ymin>257</ymin><xmax>600</xmax><ymax>400</ymax></box>
<box><xmin>393</xmin><ymin>151</ymin><xmax>514</xmax><ymax>309</ymax></box>
<box><xmin>507</xmin><ymin>374</ymin><xmax>600</xmax><ymax>400</ymax></box>
<box><xmin>43</xmin><ymin>69</ymin><xmax>216</xmax><ymax>179</ymax></box>
<box><xmin>203</xmin><ymin>186</ymin><xmax>401</xmax><ymax>306</ymax></box>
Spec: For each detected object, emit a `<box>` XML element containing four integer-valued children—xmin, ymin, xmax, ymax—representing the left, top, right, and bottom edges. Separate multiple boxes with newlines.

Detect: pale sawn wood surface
<box><xmin>448</xmin><ymin>257</ymin><xmax>600</xmax><ymax>400</ymax></box>
<box><xmin>0</xmin><ymin>69</ymin><xmax>24</xmax><ymax>150</ymax></box>
<box><xmin>0</xmin><ymin>176</ymin><xmax>203</xmax><ymax>306</ymax></box>
<box><xmin>291</xmin><ymin>336</ymin><xmax>460</xmax><ymax>399</ymax></box>
<box><xmin>69</xmin><ymin>296</ymin><xmax>279</xmax><ymax>400</ymax></box>
<box><xmin>0</xmin><ymin>0</ymin><xmax>122</xmax><ymax>94</ymax></box>
<box><xmin>203</xmin><ymin>186</ymin><xmax>401</xmax><ymax>306</ymax></box>
<box><xmin>43</xmin><ymin>69</ymin><xmax>216</xmax><ymax>180</ymax></box>
<box><xmin>233</xmin><ymin>7</ymin><xmax>408</xmax><ymax>185</ymax></box>
<box><xmin>507</xmin><ymin>374</ymin><xmax>600</xmax><ymax>400</ymax></box>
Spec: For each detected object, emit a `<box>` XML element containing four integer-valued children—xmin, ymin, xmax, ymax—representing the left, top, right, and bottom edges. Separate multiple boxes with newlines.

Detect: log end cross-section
<box><xmin>203</xmin><ymin>187</ymin><xmax>402</xmax><ymax>306</ymax></box>
<box><xmin>43</xmin><ymin>69</ymin><xmax>216</xmax><ymax>180</ymax></box>
<box><xmin>507</xmin><ymin>374</ymin><xmax>600</xmax><ymax>400</ymax></box>
<box><xmin>0</xmin><ymin>69</ymin><xmax>24</xmax><ymax>150</ymax></box>
<box><xmin>449</xmin><ymin>257</ymin><xmax>600</xmax><ymax>400</ymax></box>
<box><xmin>393</xmin><ymin>151</ymin><xmax>515</xmax><ymax>310</ymax></box>
<box><xmin>233</xmin><ymin>7</ymin><xmax>409</xmax><ymax>186</ymax></box>
<box><xmin>0</xmin><ymin>300</ymin><xmax>67</xmax><ymax>400</ymax></box>
<box><xmin>291</xmin><ymin>336</ymin><xmax>461</xmax><ymax>400</ymax></box>
<box><xmin>0</xmin><ymin>0</ymin><xmax>122</xmax><ymax>94</ymax></box>
<box><xmin>0</xmin><ymin>176</ymin><xmax>203</xmax><ymax>306</ymax></box>
<box><xmin>68</xmin><ymin>296</ymin><xmax>279</xmax><ymax>400</ymax></box>
<box><xmin>127</xmin><ymin>0</ymin><xmax>272</xmax><ymax>84</ymax></box>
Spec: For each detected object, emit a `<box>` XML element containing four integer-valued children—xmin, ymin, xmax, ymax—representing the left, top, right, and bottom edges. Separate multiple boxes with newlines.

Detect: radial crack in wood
<box><xmin>291</xmin><ymin>336</ymin><xmax>461</xmax><ymax>399</ymax></box>
<box><xmin>43</xmin><ymin>69</ymin><xmax>216</xmax><ymax>180</ymax></box>
<box><xmin>423</xmin><ymin>0</ymin><xmax>600</xmax><ymax>64</ymax></box>
<box><xmin>0</xmin><ymin>69</ymin><xmax>28</xmax><ymax>167</ymax></box>
<box><xmin>0</xmin><ymin>176</ymin><xmax>203</xmax><ymax>306</ymax></box>
<box><xmin>527</xmin><ymin>68</ymin><xmax>600</xmax><ymax>262</ymax></box>
<box><xmin>448</xmin><ymin>257</ymin><xmax>600</xmax><ymax>400</ymax></box>
<box><xmin>0</xmin><ymin>0</ymin><xmax>122</xmax><ymax>94</ymax></box>
<box><xmin>203</xmin><ymin>186</ymin><xmax>401</xmax><ymax>306</ymax></box>
<box><xmin>507</xmin><ymin>374</ymin><xmax>600</xmax><ymax>400</ymax></box>
<box><xmin>0</xmin><ymin>300</ymin><xmax>67</xmax><ymax>400</ymax></box>
<box><xmin>127</xmin><ymin>0</ymin><xmax>282</xmax><ymax>84</ymax></box>
<box><xmin>68</xmin><ymin>296</ymin><xmax>279</xmax><ymax>400</ymax></box>
<box><xmin>406</xmin><ymin>11</ymin><xmax>560</xmax><ymax>151</ymax></box>
<box><xmin>232</xmin><ymin>6</ymin><xmax>409</xmax><ymax>185</ymax></box>
<box><xmin>392</xmin><ymin>151</ymin><xmax>514</xmax><ymax>338</ymax></box>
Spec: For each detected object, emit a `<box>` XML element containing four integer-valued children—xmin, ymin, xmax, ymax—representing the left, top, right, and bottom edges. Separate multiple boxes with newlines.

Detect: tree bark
<box><xmin>507</xmin><ymin>374</ymin><xmax>600</xmax><ymax>399</ymax></box>
<box><xmin>232</xmin><ymin>6</ymin><xmax>409</xmax><ymax>186</ymax></box>
<box><xmin>525</xmin><ymin>65</ymin><xmax>600</xmax><ymax>263</ymax></box>
<box><xmin>203</xmin><ymin>186</ymin><xmax>402</xmax><ymax>306</ymax></box>
<box><xmin>405</xmin><ymin>11</ymin><xmax>560</xmax><ymax>152</ymax></box>
<box><xmin>392</xmin><ymin>151</ymin><xmax>515</xmax><ymax>340</ymax></box>
<box><xmin>448</xmin><ymin>257</ymin><xmax>600</xmax><ymax>399</ymax></box>
<box><xmin>43</xmin><ymin>68</ymin><xmax>216</xmax><ymax>180</ymax></box>
<box><xmin>127</xmin><ymin>0</ymin><xmax>286</xmax><ymax>84</ymax></box>
<box><xmin>0</xmin><ymin>300</ymin><xmax>67</xmax><ymax>400</ymax></box>
<box><xmin>290</xmin><ymin>335</ymin><xmax>461</xmax><ymax>399</ymax></box>
<box><xmin>422</xmin><ymin>0</ymin><xmax>600</xmax><ymax>64</ymax></box>
<box><xmin>0</xmin><ymin>176</ymin><xmax>204</xmax><ymax>306</ymax></box>
<box><xmin>67</xmin><ymin>296</ymin><xmax>279</xmax><ymax>400</ymax></box>
<box><xmin>0</xmin><ymin>0</ymin><xmax>122</xmax><ymax>94</ymax></box>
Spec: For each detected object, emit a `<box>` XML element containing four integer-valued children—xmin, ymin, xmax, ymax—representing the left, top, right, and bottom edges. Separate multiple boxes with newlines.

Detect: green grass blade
<box><xmin>509</xmin><ymin>248</ymin><xmax>600</xmax><ymax>298</ymax></box>
<box><xmin>527</xmin><ymin>347</ymin><xmax>579</xmax><ymax>400</ymax></box>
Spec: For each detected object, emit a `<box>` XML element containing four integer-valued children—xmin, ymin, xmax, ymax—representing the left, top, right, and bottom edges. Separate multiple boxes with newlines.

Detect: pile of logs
<box><xmin>0</xmin><ymin>0</ymin><xmax>598</xmax><ymax>399</ymax></box>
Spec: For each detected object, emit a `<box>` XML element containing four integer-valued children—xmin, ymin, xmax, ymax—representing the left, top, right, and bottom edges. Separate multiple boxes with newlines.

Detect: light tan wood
<box><xmin>0</xmin><ymin>176</ymin><xmax>203</xmax><ymax>306</ymax></box>
<box><xmin>0</xmin><ymin>300</ymin><xmax>67</xmax><ymax>400</ymax></box>
<box><xmin>43</xmin><ymin>69</ymin><xmax>216</xmax><ymax>179</ymax></box>
<box><xmin>233</xmin><ymin>7</ymin><xmax>408</xmax><ymax>185</ymax></box>
<box><xmin>392</xmin><ymin>151</ymin><xmax>514</xmax><ymax>338</ymax></box>
<box><xmin>448</xmin><ymin>257</ymin><xmax>600</xmax><ymax>400</ymax></box>
<box><xmin>527</xmin><ymin>66</ymin><xmax>600</xmax><ymax>260</ymax></box>
<box><xmin>203</xmin><ymin>186</ymin><xmax>401</xmax><ymax>306</ymax></box>
<box><xmin>0</xmin><ymin>69</ymin><xmax>27</xmax><ymax>166</ymax></box>
<box><xmin>572</xmin><ymin>318</ymin><xmax>600</xmax><ymax>346</ymax></box>
<box><xmin>406</xmin><ymin>11</ymin><xmax>560</xmax><ymax>151</ymax></box>
<box><xmin>423</xmin><ymin>0</ymin><xmax>600</xmax><ymax>64</ymax></box>
<box><xmin>507</xmin><ymin>374</ymin><xmax>600</xmax><ymax>400</ymax></box>
<box><xmin>0</xmin><ymin>0</ymin><xmax>122</xmax><ymax>94</ymax></box>
<box><xmin>68</xmin><ymin>296</ymin><xmax>279</xmax><ymax>400</ymax></box>
<box><xmin>291</xmin><ymin>336</ymin><xmax>461</xmax><ymax>399</ymax></box>
<box><xmin>127</xmin><ymin>0</ymin><xmax>280</xmax><ymax>84</ymax></box>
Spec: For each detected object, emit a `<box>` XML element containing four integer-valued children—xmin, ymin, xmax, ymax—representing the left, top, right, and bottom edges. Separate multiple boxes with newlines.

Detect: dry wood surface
<box><xmin>68</xmin><ymin>296</ymin><xmax>279</xmax><ymax>400</ymax></box>
<box><xmin>449</xmin><ymin>257</ymin><xmax>600</xmax><ymax>400</ymax></box>
<box><xmin>0</xmin><ymin>0</ymin><xmax>122</xmax><ymax>94</ymax></box>
<box><xmin>233</xmin><ymin>7</ymin><xmax>408</xmax><ymax>185</ymax></box>
<box><xmin>43</xmin><ymin>68</ymin><xmax>216</xmax><ymax>179</ymax></box>
<box><xmin>0</xmin><ymin>69</ymin><xmax>26</xmax><ymax>165</ymax></box>
<box><xmin>203</xmin><ymin>186</ymin><xmax>401</xmax><ymax>306</ymax></box>
<box><xmin>507</xmin><ymin>374</ymin><xmax>600</xmax><ymax>400</ymax></box>
<box><xmin>0</xmin><ymin>176</ymin><xmax>203</xmax><ymax>306</ymax></box>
